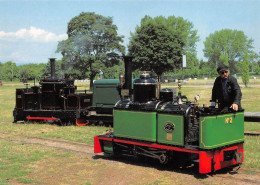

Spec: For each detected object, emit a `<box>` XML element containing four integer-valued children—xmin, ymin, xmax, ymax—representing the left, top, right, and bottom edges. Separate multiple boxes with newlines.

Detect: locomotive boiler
<box><xmin>94</xmin><ymin>56</ymin><xmax>244</xmax><ymax>174</ymax></box>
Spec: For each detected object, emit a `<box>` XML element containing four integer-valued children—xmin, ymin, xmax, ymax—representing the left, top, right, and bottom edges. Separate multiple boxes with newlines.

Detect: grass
<box><xmin>244</xmin><ymin>122</ymin><xmax>260</xmax><ymax>132</ymax></box>
<box><xmin>75</xmin><ymin>81</ymin><xmax>91</xmax><ymax>91</ymax></box>
<box><xmin>0</xmin><ymin>122</ymin><xmax>106</xmax><ymax>145</ymax></box>
<box><xmin>0</xmin><ymin>139</ymin><xmax>56</xmax><ymax>184</ymax></box>
<box><xmin>0</xmin><ymin>138</ymin><xmax>82</xmax><ymax>184</ymax></box>
<box><xmin>244</xmin><ymin>136</ymin><xmax>260</xmax><ymax>170</ymax></box>
<box><xmin>0</xmin><ymin>85</ymin><xmax>23</xmax><ymax>122</ymax></box>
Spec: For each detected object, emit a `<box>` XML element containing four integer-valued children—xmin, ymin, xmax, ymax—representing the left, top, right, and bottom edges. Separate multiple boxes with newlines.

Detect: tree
<box><xmin>199</xmin><ymin>60</ymin><xmax>216</xmax><ymax>78</ymax></box>
<box><xmin>128</xmin><ymin>15</ymin><xmax>199</xmax><ymax>80</ymax></box>
<box><xmin>18</xmin><ymin>63</ymin><xmax>46</xmax><ymax>83</ymax></box>
<box><xmin>242</xmin><ymin>50</ymin><xmax>250</xmax><ymax>87</ymax></box>
<box><xmin>255</xmin><ymin>64</ymin><xmax>260</xmax><ymax>75</ymax></box>
<box><xmin>183</xmin><ymin>53</ymin><xmax>199</xmax><ymax>78</ymax></box>
<box><xmin>102</xmin><ymin>60</ymin><xmax>124</xmax><ymax>79</ymax></box>
<box><xmin>0</xmin><ymin>61</ymin><xmax>18</xmax><ymax>81</ymax></box>
<box><xmin>203</xmin><ymin>29</ymin><xmax>254</xmax><ymax>73</ymax></box>
<box><xmin>57</xmin><ymin>12</ymin><xmax>125</xmax><ymax>89</ymax></box>
<box><xmin>19</xmin><ymin>67</ymin><xmax>31</xmax><ymax>83</ymax></box>
<box><xmin>42</xmin><ymin>60</ymin><xmax>63</xmax><ymax>78</ymax></box>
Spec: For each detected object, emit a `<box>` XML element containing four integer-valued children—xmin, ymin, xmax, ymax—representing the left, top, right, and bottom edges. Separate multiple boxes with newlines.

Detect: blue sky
<box><xmin>0</xmin><ymin>0</ymin><xmax>259</xmax><ymax>64</ymax></box>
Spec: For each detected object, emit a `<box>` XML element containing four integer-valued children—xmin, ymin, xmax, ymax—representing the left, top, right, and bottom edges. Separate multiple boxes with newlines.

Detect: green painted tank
<box><xmin>157</xmin><ymin>113</ymin><xmax>184</xmax><ymax>146</ymax></box>
<box><xmin>92</xmin><ymin>79</ymin><xmax>120</xmax><ymax>112</ymax></box>
<box><xmin>113</xmin><ymin>110</ymin><xmax>157</xmax><ymax>142</ymax></box>
<box><xmin>199</xmin><ymin>112</ymin><xmax>244</xmax><ymax>149</ymax></box>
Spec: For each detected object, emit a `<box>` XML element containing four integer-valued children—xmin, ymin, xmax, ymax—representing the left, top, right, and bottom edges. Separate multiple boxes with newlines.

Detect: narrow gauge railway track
<box><xmin>0</xmin><ymin>132</ymin><xmax>94</xmax><ymax>155</ymax></box>
<box><xmin>244</xmin><ymin>132</ymin><xmax>260</xmax><ymax>136</ymax></box>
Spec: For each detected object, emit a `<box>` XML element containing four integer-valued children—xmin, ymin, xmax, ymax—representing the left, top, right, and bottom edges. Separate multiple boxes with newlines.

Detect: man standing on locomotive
<box><xmin>211</xmin><ymin>64</ymin><xmax>242</xmax><ymax>111</ymax></box>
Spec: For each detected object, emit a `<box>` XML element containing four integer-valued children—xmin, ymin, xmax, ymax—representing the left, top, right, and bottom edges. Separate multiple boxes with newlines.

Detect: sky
<box><xmin>0</xmin><ymin>0</ymin><xmax>259</xmax><ymax>65</ymax></box>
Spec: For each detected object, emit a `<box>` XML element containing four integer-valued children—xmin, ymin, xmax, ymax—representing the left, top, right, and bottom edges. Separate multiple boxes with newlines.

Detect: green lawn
<box><xmin>244</xmin><ymin>136</ymin><xmax>260</xmax><ymax>170</ymax></box>
<box><xmin>0</xmin><ymin>139</ymin><xmax>72</xmax><ymax>184</ymax></box>
<box><xmin>0</xmin><ymin>121</ymin><xmax>106</xmax><ymax>145</ymax></box>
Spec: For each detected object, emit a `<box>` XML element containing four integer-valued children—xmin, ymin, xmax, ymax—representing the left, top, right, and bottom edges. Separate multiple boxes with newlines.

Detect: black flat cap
<box><xmin>217</xmin><ymin>64</ymin><xmax>229</xmax><ymax>72</ymax></box>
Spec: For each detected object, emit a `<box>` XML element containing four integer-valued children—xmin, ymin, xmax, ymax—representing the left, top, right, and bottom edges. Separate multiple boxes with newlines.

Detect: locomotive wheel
<box><xmin>159</xmin><ymin>153</ymin><xmax>168</xmax><ymax>164</ymax></box>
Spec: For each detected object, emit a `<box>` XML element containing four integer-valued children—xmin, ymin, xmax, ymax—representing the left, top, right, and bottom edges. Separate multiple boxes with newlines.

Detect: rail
<box><xmin>244</xmin><ymin>112</ymin><xmax>260</xmax><ymax>122</ymax></box>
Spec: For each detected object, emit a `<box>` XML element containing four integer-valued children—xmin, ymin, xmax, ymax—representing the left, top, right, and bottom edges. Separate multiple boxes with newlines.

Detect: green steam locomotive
<box><xmin>94</xmin><ymin>56</ymin><xmax>244</xmax><ymax>174</ymax></box>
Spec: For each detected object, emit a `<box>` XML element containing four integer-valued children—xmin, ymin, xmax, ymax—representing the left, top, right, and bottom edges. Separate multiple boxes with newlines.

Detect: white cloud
<box><xmin>0</xmin><ymin>27</ymin><xmax>67</xmax><ymax>64</ymax></box>
<box><xmin>0</xmin><ymin>40</ymin><xmax>63</xmax><ymax>64</ymax></box>
<box><xmin>0</xmin><ymin>26</ymin><xmax>67</xmax><ymax>42</ymax></box>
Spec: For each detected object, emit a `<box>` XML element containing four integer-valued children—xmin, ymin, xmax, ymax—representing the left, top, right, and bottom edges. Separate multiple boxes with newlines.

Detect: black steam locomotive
<box><xmin>13</xmin><ymin>58</ymin><xmax>119</xmax><ymax>126</ymax></box>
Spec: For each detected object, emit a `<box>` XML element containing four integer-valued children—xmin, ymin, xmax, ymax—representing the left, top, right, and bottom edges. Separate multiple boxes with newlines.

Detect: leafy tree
<box><xmin>0</xmin><ymin>62</ymin><xmax>3</xmax><ymax>79</ymax></box>
<box><xmin>255</xmin><ymin>53</ymin><xmax>260</xmax><ymax>74</ymax></box>
<box><xmin>19</xmin><ymin>63</ymin><xmax>46</xmax><ymax>83</ymax></box>
<box><xmin>19</xmin><ymin>67</ymin><xmax>31</xmax><ymax>83</ymax></box>
<box><xmin>219</xmin><ymin>54</ymin><xmax>229</xmax><ymax>66</ymax></box>
<box><xmin>57</xmin><ymin>12</ymin><xmax>125</xmax><ymax>89</ymax></box>
<box><xmin>183</xmin><ymin>53</ymin><xmax>199</xmax><ymax>78</ymax></box>
<box><xmin>242</xmin><ymin>51</ymin><xmax>250</xmax><ymax>87</ymax></box>
<box><xmin>102</xmin><ymin>60</ymin><xmax>124</xmax><ymax>79</ymax></box>
<box><xmin>0</xmin><ymin>61</ymin><xmax>18</xmax><ymax>81</ymax></box>
<box><xmin>128</xmin><ymin>15</ymin><xmax>199</xmax><ymax>80</ymax></box>
<box><xmin>203</xmin><ymin>29</ymin><xmax>254</xmax><ymax>73</ymax></box>
<box><xmin>255</xmin><ymin>64</ymin><xmax>260</xmax><ymax>75</ymax></box>
<box><xmin>199</xmin><ymin>60</ymin><xmax>216</xmax><ymax>78</ymax></box>
<box><xmin>249</xmin><ymin>52</ymin><xmax>260</xmax><ymax>73</ymax></box>
<box><xmin>42</xmin><ymin>60</ymin><xmax>63</xmax><ymax>78</ymax></box>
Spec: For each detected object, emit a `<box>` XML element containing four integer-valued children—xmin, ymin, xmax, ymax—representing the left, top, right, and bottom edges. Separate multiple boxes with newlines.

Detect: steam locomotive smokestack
<box><xmin>123</xmin><ymin>56</ymin><xmax>133</xmax><ymax>92</ymax></box>
<box><xmin>49</xmin><ymin>58</ymin><xmax>56</xmax><ymax>78</ymax></box>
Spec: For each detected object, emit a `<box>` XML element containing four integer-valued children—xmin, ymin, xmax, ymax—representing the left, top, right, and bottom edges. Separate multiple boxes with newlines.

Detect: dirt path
<box><xmin>1</xmin><ymin>133</ymin><xmax>260</xmax><ymax>185</ymax></box>
<box><xmin>0</xmin><ymin>132</ymin><xmax>94</xmax><ymax>154</ymax></box>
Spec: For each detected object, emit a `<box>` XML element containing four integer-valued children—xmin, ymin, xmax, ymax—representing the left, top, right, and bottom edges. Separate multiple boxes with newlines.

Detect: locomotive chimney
<box><xmin>122</xmin><ymin>56</ymin><xmax>133</xmax><ymax>96</ymax></box>
<box><xmin>49</xmin><ymin>58</ymin><xmax>56</xmax><ymax>78</ymax></box>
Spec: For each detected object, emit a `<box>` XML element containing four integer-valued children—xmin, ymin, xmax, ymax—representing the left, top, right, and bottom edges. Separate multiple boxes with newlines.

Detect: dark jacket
<box><xmin>212</xmin><ymin>75</ymin><xmax>242</xmax><ymax>109</ymax></box>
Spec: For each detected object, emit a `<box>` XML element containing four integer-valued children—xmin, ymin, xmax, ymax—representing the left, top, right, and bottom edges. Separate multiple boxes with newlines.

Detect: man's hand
<box><xmin>230</xmin><ymin>104</ymin><xmax>238</xmax><ymax>111</ymax></box>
